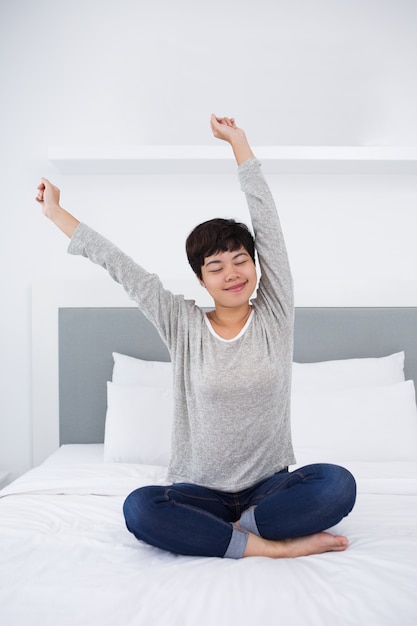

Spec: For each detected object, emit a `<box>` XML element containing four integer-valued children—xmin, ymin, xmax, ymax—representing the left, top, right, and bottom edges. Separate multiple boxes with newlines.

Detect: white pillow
<box><xmin>291</xmin><ymin>379</ymin><xmax>417</xmax><ymax>463</ymax></box>
<box><xmin>112</xmin><ymin>352</ymin><xmax>172</xmax><ymax>387</ymax></box>
<box><xmin>104</xmin><ymin>382</ymin><xmax>173</xmax><ymax>465</ymax></box>
<box><xmin>292</xmin><ymin>351</ymin><xmax>404</xmax><ymax>393</ymax></box>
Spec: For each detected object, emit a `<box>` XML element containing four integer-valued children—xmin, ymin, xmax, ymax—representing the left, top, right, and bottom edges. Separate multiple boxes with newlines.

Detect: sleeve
<box><xmin>238</xmin><ymin>157</ymin><xmax>293</xmax><ymax>322</ymax></box>
<box><xmin>67</xmin><ymin>223</ymin><xmax>184</xmax><ymax>345</ymax></box>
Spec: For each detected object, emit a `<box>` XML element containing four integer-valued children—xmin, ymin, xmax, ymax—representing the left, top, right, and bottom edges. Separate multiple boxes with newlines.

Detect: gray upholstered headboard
<box><xmin>59</xmin><ymin>307</ymin><xmax>417</xmax><ymax>445</ymax></box>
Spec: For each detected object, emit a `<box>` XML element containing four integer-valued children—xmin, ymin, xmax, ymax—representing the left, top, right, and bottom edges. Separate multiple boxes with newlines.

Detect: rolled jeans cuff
<box><xmin>223</xmin><ymin>526</ymin><xmax>249</xmax><ymax>559</ymax></box>
<box><xmin>239</xmin><ymin>506</ymin><xmax>260</xmax><ymax>536</ymax></box>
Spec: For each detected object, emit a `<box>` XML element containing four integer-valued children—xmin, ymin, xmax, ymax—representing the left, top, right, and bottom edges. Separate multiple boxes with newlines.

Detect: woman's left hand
<box><xmin>210</xmin><ymin>114</ymin><xmax>245</xmax><ymax>143</ymax></box>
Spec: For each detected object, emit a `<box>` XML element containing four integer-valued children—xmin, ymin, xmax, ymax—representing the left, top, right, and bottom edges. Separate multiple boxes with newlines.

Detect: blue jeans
<box><xmin>123</xmin><ymin>463</ymin><xmax>356</xmax><ymax>559</ymax></box>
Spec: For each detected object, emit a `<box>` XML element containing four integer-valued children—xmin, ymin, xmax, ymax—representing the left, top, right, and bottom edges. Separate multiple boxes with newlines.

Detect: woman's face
<box><xmin>200</xmin><ymin>247</ymin><xmax>257</xmax><ymax>309</ymax></box>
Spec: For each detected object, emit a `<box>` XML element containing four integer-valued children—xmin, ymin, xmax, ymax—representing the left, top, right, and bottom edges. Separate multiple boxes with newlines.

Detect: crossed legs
<box><xmin>123</xmin><ymin>463</ymin><xmax>356</xmax><ymax>559</ymax></box>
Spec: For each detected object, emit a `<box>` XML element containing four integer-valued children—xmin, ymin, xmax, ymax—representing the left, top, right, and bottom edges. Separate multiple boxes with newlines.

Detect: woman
<box><xmin>36</xmin><ymin>114</ymin><xmax>356</xmax><ymax>559</ymax></box>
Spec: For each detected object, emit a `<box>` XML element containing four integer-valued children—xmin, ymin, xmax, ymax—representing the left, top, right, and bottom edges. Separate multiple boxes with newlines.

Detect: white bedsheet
<box><xmin>1</xmin><ymin>447</ymin><xmax>417</xmax><ymax>626</ymax></box>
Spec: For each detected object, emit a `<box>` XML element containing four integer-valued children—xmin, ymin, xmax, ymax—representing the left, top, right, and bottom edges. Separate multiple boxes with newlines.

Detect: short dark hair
<box><xmin>186</xmin><ymin>218</ymin><xmax>255</xmax><ymax>280</ymax></box>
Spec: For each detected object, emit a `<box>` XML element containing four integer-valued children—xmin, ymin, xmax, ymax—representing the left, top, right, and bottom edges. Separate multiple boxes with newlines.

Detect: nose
<box><xmin>225</xmin><ymin>266</ymin><xmax>239</xmax><ymax>281</ymax></box>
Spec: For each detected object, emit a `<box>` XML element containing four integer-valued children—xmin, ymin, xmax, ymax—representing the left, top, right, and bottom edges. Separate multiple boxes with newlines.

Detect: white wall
<box><xmin>1</xmin><ymin>0</ymin><xmax>417</xmax><ymax>482</ymax></box>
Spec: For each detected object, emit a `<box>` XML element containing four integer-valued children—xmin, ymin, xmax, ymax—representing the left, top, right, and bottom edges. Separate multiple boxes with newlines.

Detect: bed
<box><xmin>1</xmin><ymin>288</ymin><xmax>417</xmax><ymax>626</ymax></box>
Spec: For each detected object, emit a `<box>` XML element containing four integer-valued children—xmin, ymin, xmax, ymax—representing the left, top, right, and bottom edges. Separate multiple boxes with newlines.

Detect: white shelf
<box><xmin>48</xmin><ymin>145</ymin><xmax>417</xmax><ymax>175</ymax></box>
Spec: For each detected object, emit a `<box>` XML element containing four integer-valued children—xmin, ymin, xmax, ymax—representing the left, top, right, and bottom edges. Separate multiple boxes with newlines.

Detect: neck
<box><xmin>207</xmin><ymin>304</ymin><xmax>252</xmax><ymax>339</ymax></box>
<box><xmin>209</xmin><ymin>304</ymin><xmax>251</xmax><ymax>325</ymax></box>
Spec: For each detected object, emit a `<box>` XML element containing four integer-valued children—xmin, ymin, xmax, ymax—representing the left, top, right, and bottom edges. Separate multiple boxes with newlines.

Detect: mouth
<box><xmin>225</xmin><ymin>282</ymin><xmax>247</xmax><ymax>293</ymax></box>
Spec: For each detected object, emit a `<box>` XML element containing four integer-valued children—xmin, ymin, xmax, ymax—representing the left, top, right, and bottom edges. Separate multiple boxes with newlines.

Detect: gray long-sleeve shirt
<box><xmin>68</xmin><ymin>157</ymin><xmax>296</xmax><ymax>492</ymax></box>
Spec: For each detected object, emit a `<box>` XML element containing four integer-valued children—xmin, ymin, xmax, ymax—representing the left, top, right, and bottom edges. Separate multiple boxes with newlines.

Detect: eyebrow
<box><xmin>204</xmin><ymin>251</ymin><xmax>248</xmax><ymax>267</ymax></box>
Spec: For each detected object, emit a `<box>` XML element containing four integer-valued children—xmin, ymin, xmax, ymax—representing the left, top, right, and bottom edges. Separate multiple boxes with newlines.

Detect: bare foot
<box><xmin>243</xmin><ymin>531</ymin><xmax>349</xmax><ymax>558</ymax></box>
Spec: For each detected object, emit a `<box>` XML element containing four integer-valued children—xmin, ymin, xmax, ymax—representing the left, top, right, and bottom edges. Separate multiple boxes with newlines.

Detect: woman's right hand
<box><xmin>36</xmin><ymin>178</ymin><xmax>61</xmax><ymax>219</ymax></box>
<box><xmin>35</xmin><ymin>178</ymin><xmax>80</xmax><ymax>238</ymax></box>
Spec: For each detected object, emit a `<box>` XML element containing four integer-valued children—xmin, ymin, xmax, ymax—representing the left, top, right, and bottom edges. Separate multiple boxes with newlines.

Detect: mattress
<box><xmin>1</xmin><ymin>445</ymin><xmax>417</xmax><ymax>626</ymax></box>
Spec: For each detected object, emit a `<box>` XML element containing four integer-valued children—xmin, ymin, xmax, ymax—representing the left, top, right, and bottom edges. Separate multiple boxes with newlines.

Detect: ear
<box><xmin>198</xmin><ymin>277</ymin><xmax>206</xmax><ymax>288</ymax></box>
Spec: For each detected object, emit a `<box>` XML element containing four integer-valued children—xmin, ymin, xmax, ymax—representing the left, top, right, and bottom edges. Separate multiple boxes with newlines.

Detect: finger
<box><xmin>210</xmin><ymin>114</ymin><xmax>223</xmax><ymax>136</ymax></box>
<box><xmin>214</xmin><ymin>116</ymin><xmax>230</xmax><ymax>126</ymax></box>
<box><xmin>36</xmin><ymin>181</ymin><xmax>45</xmax><ymax>202</ymax></box>
<box><xmin>210</xmin><ymin>113</ymin><xmax>219</xmax><ymax>128</ymax></box>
